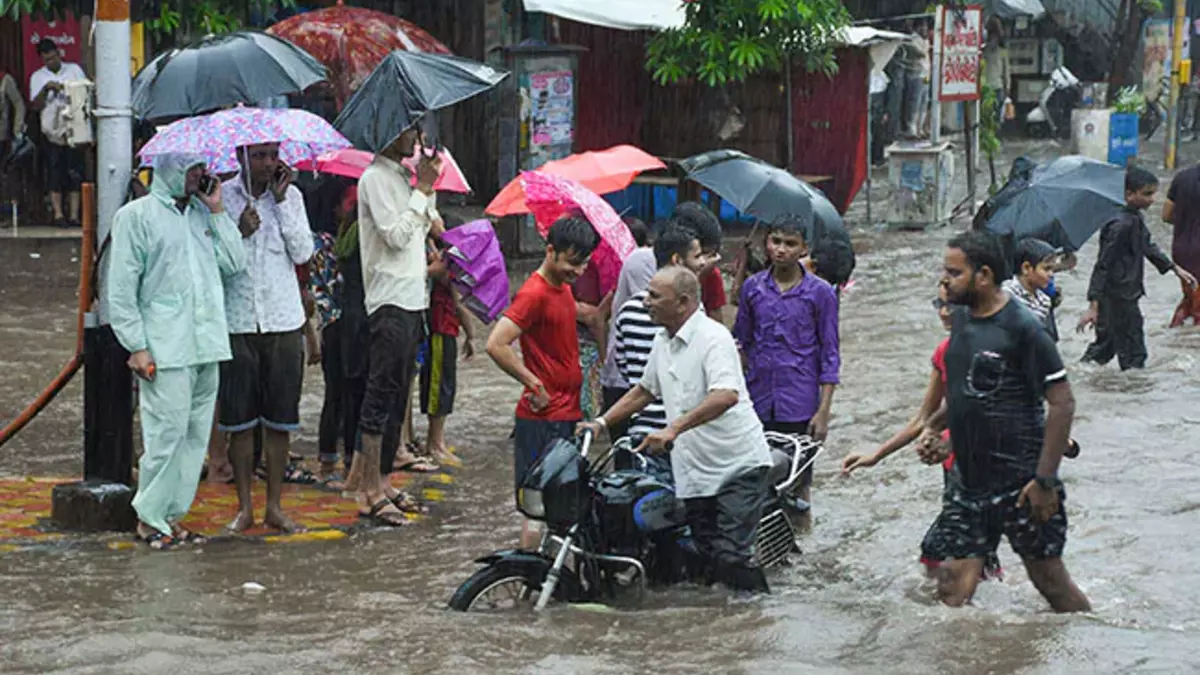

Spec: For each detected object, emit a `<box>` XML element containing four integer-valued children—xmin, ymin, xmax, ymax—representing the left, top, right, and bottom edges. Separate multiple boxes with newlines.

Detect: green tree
<box><xmin>646</xmin><ymin>0</ymin><xmax>852</xmax><ymax>86</ymax></box>
<box><xmin>1</xmin><ymin>0</ymin><xmax>294</xmax><ymax>37</ymax></box>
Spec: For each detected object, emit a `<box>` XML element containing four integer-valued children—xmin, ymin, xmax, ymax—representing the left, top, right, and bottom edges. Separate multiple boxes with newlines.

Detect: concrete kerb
<box><xmin>0</xmin><ymin>459</ymin><xmax>462</xmax><ymax>555</ymax></box>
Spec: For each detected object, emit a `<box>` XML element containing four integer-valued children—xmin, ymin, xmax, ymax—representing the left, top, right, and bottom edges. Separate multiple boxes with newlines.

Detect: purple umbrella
<box><xmin>442</xmin><ymin>219</ymin><xmax>510</xmax><ymax>323</ymax></box>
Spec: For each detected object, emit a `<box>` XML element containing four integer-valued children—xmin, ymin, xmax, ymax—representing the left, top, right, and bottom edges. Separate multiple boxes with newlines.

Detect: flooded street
<box><xmin>5</xmin><ymin>144</ymin><xmax>1200</xmax><ymax>673</ymax></box>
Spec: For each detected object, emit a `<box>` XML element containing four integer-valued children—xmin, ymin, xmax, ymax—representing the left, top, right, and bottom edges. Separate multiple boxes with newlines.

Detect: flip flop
<box><xmin>362</xmin><ymin>498</ymin><xmax>410</xmax><ymax>527</ymax></box>
<box><xmin>138</xmin><ymin>531</ymin><xmax>176</xmax><ymax>551</ymax></box>
<box><xmin>395</xmin><ymin>459</ymin><xmax>439</xmax><ymax>473</ymax></box>
<box><xmin>390</xmin><ymin>492</ymin><xmax>429</xmax><ymax>515</ymax></box>
<box><xmin>315</xmin><ymin>472</ymin><xmax>346</xmax><ymax>492</ymax></box>
<box><xmin>172</xmin><ymin>528</ymin><xmax>208</xmax><ymax>545</ymax></box>
<box><xmin>275</xmin><ymin>462</ymin><xmax>318</xmax><ymax>484</ymax></box>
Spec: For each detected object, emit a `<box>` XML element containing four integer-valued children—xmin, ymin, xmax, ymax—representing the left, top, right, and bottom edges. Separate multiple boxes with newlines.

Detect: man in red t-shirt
<box><xmin>486</xmin><ymin>216</ymin><xmax>600</xmax><ymax>546</ymax></box>
<box><xmin>672</xmin><ymin>202</ymin><xmax>727</xmax><ymax>322</ymax></box>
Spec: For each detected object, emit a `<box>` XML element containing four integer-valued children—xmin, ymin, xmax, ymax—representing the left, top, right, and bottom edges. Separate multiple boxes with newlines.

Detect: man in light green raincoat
<box><xmin>105</xmin><ymin>152</ymin><xmax>246</xmax><ymax>548</ymax></box>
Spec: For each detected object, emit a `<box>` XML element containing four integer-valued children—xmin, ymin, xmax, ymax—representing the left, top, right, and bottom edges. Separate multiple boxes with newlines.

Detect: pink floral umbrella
<box><xmin>521</xmin><ymin>171</ymin><xmax>636</xmax><ymax>294</ymax></box>
<box><xmin>294</xmin><ymin>146</ymin><xmax>472</xmax><ymax>193</ymax></box>
<box><xmin>137</xmin><ymin>106</ymin><xmax>351</xmax><ymax>174</ymax></box>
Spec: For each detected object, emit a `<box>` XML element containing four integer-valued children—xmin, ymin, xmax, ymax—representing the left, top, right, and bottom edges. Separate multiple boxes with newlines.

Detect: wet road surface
<box><xmin>4</xmin><ymin>143</ymin><xmax>1200</xmax><ymax>673</ymax></box>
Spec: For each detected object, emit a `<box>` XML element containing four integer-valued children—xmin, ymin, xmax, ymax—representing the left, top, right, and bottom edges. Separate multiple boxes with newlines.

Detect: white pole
<box><xmin>931</xmin><ymin>6</ymin><xmax>944</xmax><ymax>144</ymax></box>
<box><xmin>93</xmin><ymin>0</ymin><xmax>132</xmax><ymax>321</ymax></box>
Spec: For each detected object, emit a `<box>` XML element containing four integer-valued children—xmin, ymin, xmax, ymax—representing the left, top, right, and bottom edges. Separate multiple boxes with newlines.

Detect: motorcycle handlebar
<box><xmin>621</xmin><ymin>434</ymin><xmax>674</xmax><ymax>453</ymax></box>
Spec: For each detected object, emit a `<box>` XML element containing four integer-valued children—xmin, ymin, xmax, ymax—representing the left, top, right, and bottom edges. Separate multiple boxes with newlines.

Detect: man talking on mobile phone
<box><xmin>105</xmin><ymin>152</ymin><xmax>246</xmax><ymax>550</ymax></box>
<box><xmin>219</xmin><ymin>142</ymin><xmax>315</xmax><ymax>534</ymax></box>
<box><xmin>342</xmin><ymin>118</ymin><xmax>445</xmax><ymax>527</ymax></box>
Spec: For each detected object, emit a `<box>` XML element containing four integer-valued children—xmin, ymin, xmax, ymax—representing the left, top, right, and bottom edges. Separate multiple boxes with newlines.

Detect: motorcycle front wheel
<box><xmin>448</xmin><ymin>561</ymin><xmax>581</xmax><ymax>612</ymax></box>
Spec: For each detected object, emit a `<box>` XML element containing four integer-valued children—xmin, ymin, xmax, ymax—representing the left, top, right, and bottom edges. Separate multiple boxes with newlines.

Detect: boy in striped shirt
<box><xmin>608</xmin><ymin>226</ymin><xmax>709</xmax><ymax>471</ymax></box>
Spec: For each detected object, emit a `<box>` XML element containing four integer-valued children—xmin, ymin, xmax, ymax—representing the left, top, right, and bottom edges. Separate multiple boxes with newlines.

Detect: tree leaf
<box><xmin>645</xmin><ymin>0</ymin><xmax>851</xmax><ymax>86</ymax></box>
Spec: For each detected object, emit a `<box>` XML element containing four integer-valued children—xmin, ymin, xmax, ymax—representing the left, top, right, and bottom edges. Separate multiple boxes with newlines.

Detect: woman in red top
<box><xmin>840</xmin><ymin>284</ymin><xmax>1002</xmax><ymax>579</ymax></box>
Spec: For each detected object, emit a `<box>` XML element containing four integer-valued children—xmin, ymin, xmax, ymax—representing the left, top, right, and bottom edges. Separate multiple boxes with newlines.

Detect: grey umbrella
<box><xmin>982</xmin><ymin>155</ymin><xmax>1125</xmax><ymax>252</ymax></box>
<box><xmin>985</xmin><ymin>0</ymin><xmax>1045</xmax><ymax>19</ymax></box>
<box><xmin>678</xmin><ymin>149</ymin><xmax>849</xmax><ymax>246</ymax></box>
<box><xmin>132</xmin><ymin>31</ymin><xmax>327</xmax><ymax>122</ymax></box>
<box><xmin>334</xmin><ymin>51</ymin><xmax>509</xmax><ymax>153</ymax></box>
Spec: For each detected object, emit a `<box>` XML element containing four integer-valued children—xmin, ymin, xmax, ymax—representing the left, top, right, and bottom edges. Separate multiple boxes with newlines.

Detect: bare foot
<box><xmin>207</xmin><ymin>462</ymin><xmax>233</xmax><ymax>484</ymax></box>
<box><xmin>226</xmin><ymin>511</ymin><xmax>255</xmax><ymax>533</ymax></box>
<box><xmin>264</xmin><ymin>508</ymin><xmax>307</xmax><ymax>534</ymax></box>
<box><xmin>393</xmin><ymin>452</ymin><xmax>439</xmax><ymax>473</ymax></box>
<box><xmin>428</xmin><ymin>445</ymin><xmax>461</xmax><ymax>468</ymax></box>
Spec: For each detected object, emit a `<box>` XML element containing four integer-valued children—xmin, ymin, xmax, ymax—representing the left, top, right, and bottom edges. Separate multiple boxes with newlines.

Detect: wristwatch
<box><xmin>1034</xmin><ymin>475</ymin><xmax>1062</xmax><ymax>490</ymax></box>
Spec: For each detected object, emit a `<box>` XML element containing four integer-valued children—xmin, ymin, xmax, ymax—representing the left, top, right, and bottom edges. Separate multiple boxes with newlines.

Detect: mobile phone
<box><xmin>274</xmin><ymin>164</ymin><xmax>291</xmax><ymax>183</ymax></box>
<box><xmin>198</xmin><ymin>174</ymin><xmax>216</xmax><ymax>195</ymax></box>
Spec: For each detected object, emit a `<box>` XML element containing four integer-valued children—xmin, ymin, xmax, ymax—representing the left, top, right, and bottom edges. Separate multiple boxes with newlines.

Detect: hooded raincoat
<box><xmin>105</xmin><ymin>152</ymin><xmax>246</xmax><ymax>536</ymax></box>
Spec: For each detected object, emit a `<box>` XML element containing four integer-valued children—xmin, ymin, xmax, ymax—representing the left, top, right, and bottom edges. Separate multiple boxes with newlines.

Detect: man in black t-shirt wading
<box><xmin>922</xmin><ymin>231</ymin><xmax>1091</xmax><ymax>613</ymax></box>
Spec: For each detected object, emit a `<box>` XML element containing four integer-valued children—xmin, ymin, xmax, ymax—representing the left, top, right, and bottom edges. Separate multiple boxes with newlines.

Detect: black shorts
<box><xmin>762</xmin><ymin>420</ymin><xmax>814</xmax><ymax>489</ymax></box>
<box><xmin>924</xmin><ymin>473</ymin><xmax>1068</xmax><ymax>562</ymax></box>
<box><xmin>420</xmin><ymin>332</ymin><xmax>457</xmax><ymax>417</ymax></box>
<box><xmin>512</xmin><ymin>417</ymin><xmax>578</xmax><ymax>490</ymax></box>
<box><xmin>43</xmin><ymin>142</ymin><xmax>84</xmax><ymax>193</ymax></box>
<box><xmin>218</xmin><ymin>330</ymin><xmax>304</xmax><ymax>433</ymax></box>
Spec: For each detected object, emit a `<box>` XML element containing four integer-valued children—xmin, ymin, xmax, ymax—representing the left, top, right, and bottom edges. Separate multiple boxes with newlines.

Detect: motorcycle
<box><xmin>447</xmin><ymin>429</ymin><xmax>823</xmax><ymax>612</ymax></box>
<box><xmin>1024</xmin><ymin>66</ymin><xmax>1081</xmax><ymax>139</ymax></box>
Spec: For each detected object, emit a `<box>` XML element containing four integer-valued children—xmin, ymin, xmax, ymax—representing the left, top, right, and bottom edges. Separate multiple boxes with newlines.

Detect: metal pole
<box><xmin>964</xmin><ymin>101</ymin><xmax>976</xmax><ymax>216</ymax></box>
<box><xmin>94</xmin><ymin>0</ymin><xmax>132</xmax><ymax>248</ymax></box>
<box><xmin>865</xmin><ymin>55</ymin><xmax>873</xmax><ymax>227</ymax></box>
<box><xmin>89</xmin><ymin>0</ymin><xmax>135</xmax><ymax>484</ymax></box>
<box><xmin>785</xmin><ymin>59</ymin><xmax>795</xmax><ymax>169</ymax></box>
<box><xmin>930</xmin><ymin>5</ymin><xmax>944</xmax><ymax>145</ymax></box>
<box><xmin>1166</xmin><ymin>0</ymin><xmax>1185</xmax><ymax>170</ymax></box>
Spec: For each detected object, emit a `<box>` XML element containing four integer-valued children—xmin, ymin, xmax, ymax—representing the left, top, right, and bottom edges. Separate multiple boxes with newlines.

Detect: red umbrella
<box><xmin>267</xmin><ymin>0</ymin><xmax>451</xmax><ymax>107</ymax></box>
<box><xmin>294</xmin><ymin>147</ymin><xmax>473</xmax><ymax>194</ymax></box>
<box><xmin>486</xmin><ymin>145</ymin><xmax>666</xmax><ymax>217</ymax></box>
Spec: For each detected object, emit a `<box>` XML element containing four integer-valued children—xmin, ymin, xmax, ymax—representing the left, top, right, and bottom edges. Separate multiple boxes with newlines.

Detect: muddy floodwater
<box><xmin>4</xmin><ymin>144</ymin><xmax>1200</xmax><ymax>673</ymax></box>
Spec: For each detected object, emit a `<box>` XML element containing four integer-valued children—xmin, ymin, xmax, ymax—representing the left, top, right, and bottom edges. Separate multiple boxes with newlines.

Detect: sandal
<box><xmin>394</xmin><ymin>458</ymin><xmax>439</xmax><ymax>473</ymax></box>
<box><xmin>316</xmin><ymin>472</ymin><xmax>346</xmax><ymax>492</ymax></box>
<box><xmin>361</xmin><ymin>498</ymin><xmax>410</xmax><ymax>527</ymax></box>
<box><xmin>390</xmin><ymin>492</ymin><xmax>429</xmax><ymax>515</ymax></box>
<box><xmin>138</xmin><ymin>530</ymin><xmax>176</xmax><ymax>551</ymax></box>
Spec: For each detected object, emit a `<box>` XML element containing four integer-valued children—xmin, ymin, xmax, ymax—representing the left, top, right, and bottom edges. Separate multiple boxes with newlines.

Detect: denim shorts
<box><xmin>512</xmin><ymin>417</ymin><xmax>579</xmax><ymax>489</ymax></box>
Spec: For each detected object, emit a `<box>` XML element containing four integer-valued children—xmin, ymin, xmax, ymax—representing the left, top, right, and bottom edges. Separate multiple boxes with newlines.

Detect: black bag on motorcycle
<box><xmin>517</xmin><ymin>438</ymin><xmax>590</xmax><ymax>529</ymax></box>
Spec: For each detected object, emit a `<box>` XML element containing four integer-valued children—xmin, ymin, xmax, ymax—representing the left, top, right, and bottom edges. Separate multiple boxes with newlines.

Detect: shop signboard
<box><xmin>937</xmin><ymin>4</ymin><xmax>983</xmax><ymax>103</ymax></box>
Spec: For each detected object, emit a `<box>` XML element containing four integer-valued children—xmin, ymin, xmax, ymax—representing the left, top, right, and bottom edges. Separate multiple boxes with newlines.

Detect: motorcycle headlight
<box><xmin>517</xmin><ymin>488</ymin><xmax>545</xmax><ymax>519</ymax></box>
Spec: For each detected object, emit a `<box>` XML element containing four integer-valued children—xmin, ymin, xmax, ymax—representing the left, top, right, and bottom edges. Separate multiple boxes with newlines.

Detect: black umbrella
<box><xmin>334</xmin><ymin>50</ymin><xmax>509</xmax><ymax>152</ymax></box>
<box><xmin>132</xmin><ymin>31</ymin><xmax>327</xmax><ymax>121</ymax></box>
<box><xmin>678</xmin><ymin>149</ymin><xmax>849</xmax><ymax>246</ymax></box>
<box><xmin>978</xmin><ymin>155</ymin><xmax>1126</xmax><ymax>252</ymax></box>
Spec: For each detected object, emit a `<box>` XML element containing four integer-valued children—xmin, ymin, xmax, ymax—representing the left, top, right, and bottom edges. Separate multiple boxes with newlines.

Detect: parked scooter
<box><xmin>1025</xmin><ymin>66</ymin><xmax>1081</xmax><ymax>139</ymax></box>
